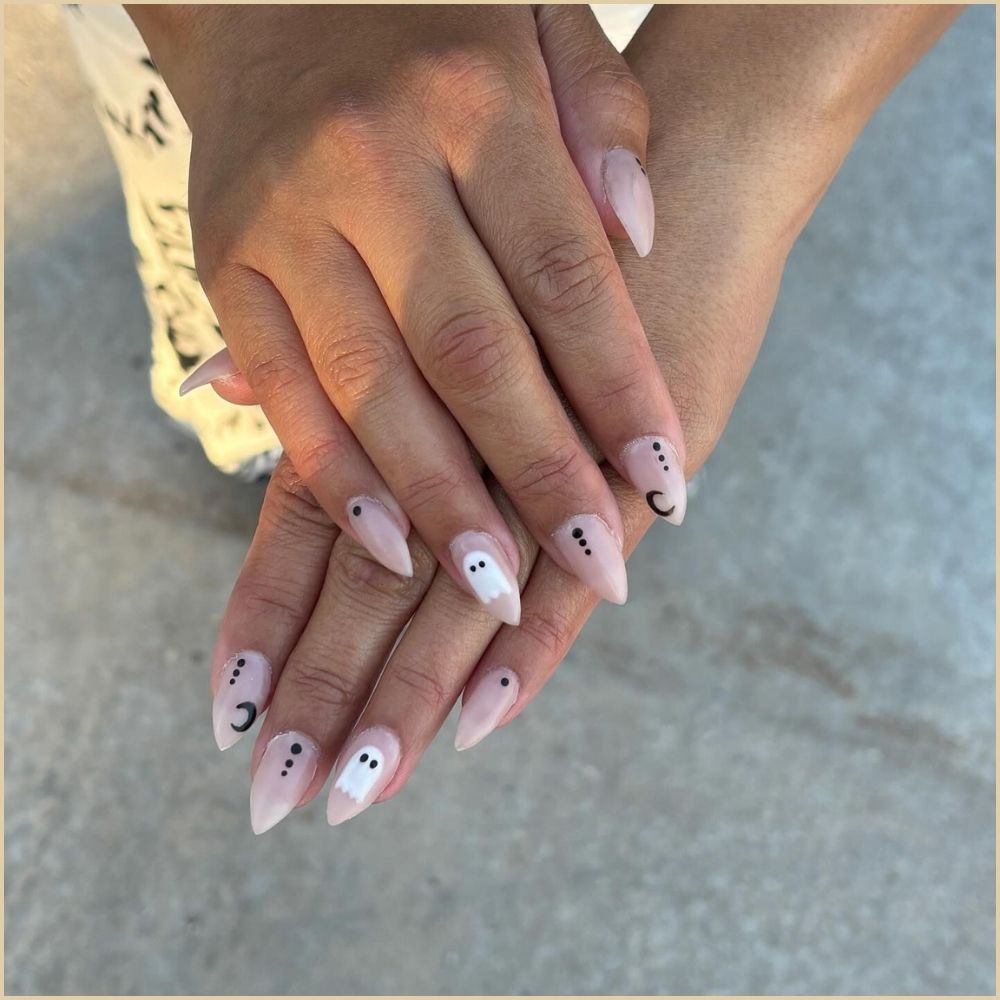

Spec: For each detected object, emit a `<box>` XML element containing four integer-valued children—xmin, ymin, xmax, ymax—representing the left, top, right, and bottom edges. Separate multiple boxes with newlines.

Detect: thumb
<box><xmin>535</xmin><ymin>4</ymin><xmax>655</xmax><ymax>257</ymax></box>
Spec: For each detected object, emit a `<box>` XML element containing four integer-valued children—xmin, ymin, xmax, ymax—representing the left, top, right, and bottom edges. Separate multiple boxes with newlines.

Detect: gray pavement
<box><xmin>5</xmin><ymin>5</ymin><xmax>995</xmax><ymax>995</ymax></box>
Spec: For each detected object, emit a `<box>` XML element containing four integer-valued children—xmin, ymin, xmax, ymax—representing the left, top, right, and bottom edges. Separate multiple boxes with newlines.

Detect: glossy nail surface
<box><xmin>450</xmin><ymin>531</ymin><xmax>520</xmax><ymax>626</ymax></box>
<box><xmin>250</xmin><ymin>732</ymin><xmax>319</xmax><ymax>834</ymax></box>
<box><xmin>327</xmin><ymin>726</ymin><xmax>401</xmax><ymax>826</ymax></box>
<box><xmin>178</xmin><ymin>347</ymin><xmax>240</xmax><ymax>397</ymax></box>
<box><xmin>603</xmin><ymin>147</ymin><xmax>655</xmax><ymax>258</ymax></box>
<box><xmin>553</xmin><ymin>514</ymin><xmax>628</xmax><ymax>605</ymax></box>
<box><xmin>455</xmin><ymin>668</ymin><xmax>519</xmax><ymax>751</ymax></box>
<box><xmin>622</xmin><ymin>436</ymin><xmax>687</xmax><ymax>525</ymax></box>
<box><xmin>212</xmin><ymin>650</ymin><xmax>271</xmax><ymax>751</ymax></box>
<box><xmin>346</xmin><ymin>496</ymin><xmax>413</xmax><ymax>578</ymax></box>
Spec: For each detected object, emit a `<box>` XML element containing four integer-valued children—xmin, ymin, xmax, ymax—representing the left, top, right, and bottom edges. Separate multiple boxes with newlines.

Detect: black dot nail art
<box><xmin>281</xmin><ymin>770</ymin><xmax>287</xmax><ymax>776</ymax></box>
<box><xmin>360</xmin><ymin>753</ymin><xmax>369</xmax><ymax>763</ymax></box>
<box><xmin>352</xmin><ymin>504</ymin><xmax>362</xmax><ymax>517</ymax></box>
<box><xmin>573</xmin><ymin>527</ymin><xmax>592</xmax><ymax>556</ymax></box>
<box><xmin>369</xmin><ymin>760</ymin><xmax>378</xmax><ymax>769</ymax></box>
<box><xmin>237</xmin><ymin>657</ymin><xmax>246</xmax><ymax>667</ymax></box>
<box><xmin>291</xmin><ymin>743</ymin><xmax>302</xmax><ymax>754</ymax></box>
<box><xmin>500</xmin><ymin>676</ymin><xmax>510</xmax><ymax>687</ymax></box>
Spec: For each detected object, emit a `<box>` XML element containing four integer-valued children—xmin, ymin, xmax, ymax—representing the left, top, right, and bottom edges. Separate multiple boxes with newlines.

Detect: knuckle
<box><xmin>293</xmin><ymin>436</ymin><xmax>343</xmax><ymax>485</ymax></box>
<box><xmin>388</xmin><ymin>662</ymin><xmax>449</xmax><ymax>714</ymax></box>
<box><xmin>264</xmin><ymin>462</ymin><xmax>332</xmax><ymax>533</ymax></box>
<box><xmin>516</xmin><ymin>604</ymin><xmax>577</xmax><ymax>662</ymax></box>
<box><xmin>588</xmin><ymin>355</ymin><xmax>648</xmax><ymax>410</ymax></box>
<box><xmin>234</xmin><ymin>578</ymin><xmax>307</xmax><ymax>632</ymax></box>
<box><xmin>288</xmin><ymin>660</ymin><xmax>356</xmax><ymax>714</ymax></box>
<box><xmin>418</xmin><ymin>47</ymin><xmax>519</xmax><ymax>134</ymax></box>
<box><xmin>315</xmin><ymin>330</ymin><xmax>407</xmax><ymax>410</ymax></box>
<box><xmin>329</xmin><ymin>542</ymin><xmax>421</xmax><ymax>606</ymax></box>
<box><xmin>518</xmin><ymin>235</ymin><xmax>617</xmax><ymax>320</ymax></box>
<box><xmin>242</xmin><ymin>349</ymin><xmax>304</xmax><ymax>400</ymax></box>
<box><xmin>424</xmin><ymin>306</ymin><xmax>524</xmax><ymax>401</ymax></box>
<box><xmin>394</xmin><ymin>461</ymin><xmax>469</xmax><ymax>516</ymax></box>
<box><xmin>314</xmin><ymin>97</ymin><xmax>400</xmax><ymax>185</ymax></box>
<box><xmin>558</xmin><ymin>60</ymin><xmax>649</xmax><ymax>132</ymax></box>
<box><xmin>505</xmin><ymin>440</ymin><xmax>589</xmax><ymax>501</ymax></box>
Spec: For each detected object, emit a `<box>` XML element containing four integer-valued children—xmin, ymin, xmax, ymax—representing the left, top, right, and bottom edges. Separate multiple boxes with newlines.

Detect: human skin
<box><xmin>195</xmin><ymin>4</ymin><xmax>962</xmax><ymax>830</ymax></box>
<box><xmin>126</xmin><ymin>4</ymin><xmax>690</xmax><ymax>620</ymax></box>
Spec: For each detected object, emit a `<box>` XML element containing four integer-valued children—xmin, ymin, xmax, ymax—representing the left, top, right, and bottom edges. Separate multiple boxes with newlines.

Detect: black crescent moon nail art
<box><xmin>231</xmin><ymin>702</ymin><xmax>258</xmax><ymax>732</ymax></box>
<box><xmin>645</xmin><ymin>490</ymin><xmax>676</xmax><ymax>518</ymax></box>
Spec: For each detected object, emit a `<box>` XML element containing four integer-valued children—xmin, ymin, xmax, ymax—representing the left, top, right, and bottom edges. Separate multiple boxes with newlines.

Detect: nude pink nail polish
<box><xmin>346</xmin><ymin>496</ymin><xmax>413</xmax><ymax>578</ymax></box>
<box><xmin>455</xmin><ymin>668</ymin><xmax>519</xmax><ymax>751</ymax></box>
<box><xmin>212</xmin><ymin>650</ymin><xmax>271</xmax><ymax>751</ymax></box>
<box><xmin>449</xmin><ymin>531</ymin><xmax>520</xmax><ymax>626</ymax></box>
<box><xmin>553</xmin><ymin>514</ymin><xmax>628</xmax><ymax>605</ymax></box>
<box><xmin>603</xmin><ymin>147</ymin><xmax>655</xmax><ymax>258</ymax></box>
<box><xmin>326</xmin><ymin>726</ymin><xmax>401</xmax><ymax>826</ymax></box>
<box><xmin>621</xmin><ymin>435</ymin><xmax>687</xmax><ymax>525</ymax></box>
<box><xmin>250</xmin><ymin>731</ymin><xmax>319</xmax><ymax>834</ymax></box>
<box><xmin>178</xmin><ymin>347</ymin><xmax>240</xmax><ymax>397</ymax></box>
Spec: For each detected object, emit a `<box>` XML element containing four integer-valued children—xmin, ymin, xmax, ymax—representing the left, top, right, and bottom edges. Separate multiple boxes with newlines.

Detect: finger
<box><xmin>324</xmin><ymin>491</ymin><xmax>540</xmax><ymax>826</ymax></box>
<box><xmin>441</xmin><ymin>66</ymin><xmax>688</xmax><ymax>529</ymax></box>
<box><xmin>246</xmin><ymin>527</ymin><xmax>436</xmax><ymax>833</ymax></box>
<box><xmin>205</xmin><ymin>265</ymin><xmax>414</xmax><ymax>578</ymax></box>
<box><xmin>336</xmin><ymin>157</ymin><xmax>630</xmax><ymax>607</ymax></box>
<box><xmin>535</xmin><ymin>3</ymin><xmax>655</xmax><ymax>257</ymax></box>
<box><xmin>210</xmin><ymin>456</ymin><xmax>336</xmax><ymax>750</ymax></box>
<box><xmin>266</xmin><ymin>232</ymin><xmax>525</xmax><ymax>626</ymax></box>
<box><xmin>456</xmin><ymin>473</ymin><xmax>655</xmax><ymax>750</ymax></box>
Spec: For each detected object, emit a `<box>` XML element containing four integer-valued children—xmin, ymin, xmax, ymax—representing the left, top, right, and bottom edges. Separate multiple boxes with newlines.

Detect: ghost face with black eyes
<box><xmin>334</xmin><ymin>746</ymin><xmax>384</xmax><ymax>803</ymax></box>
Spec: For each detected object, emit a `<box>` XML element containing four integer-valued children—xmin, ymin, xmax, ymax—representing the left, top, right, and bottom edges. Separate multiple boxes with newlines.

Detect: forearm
<box><xmin>612</xmin><ymin>4</ymin><xmax>962</xmax><ymax>474</ymax></box>
<box><xmin>630</xmin><ymin>4</ymin><xmax>963</xmax><ymax>211</ymax></box>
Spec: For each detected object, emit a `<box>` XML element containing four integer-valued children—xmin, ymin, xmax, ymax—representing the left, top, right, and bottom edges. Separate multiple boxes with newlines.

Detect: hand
<box><xmin>126</xmin><ymin>4</ymin><xmax>689</xmax><ymax>624</ymax></box>
<box><xmin>205</xmin><ymin>3</ymin><xmax>961</xmax><ymax>828</ymax></box>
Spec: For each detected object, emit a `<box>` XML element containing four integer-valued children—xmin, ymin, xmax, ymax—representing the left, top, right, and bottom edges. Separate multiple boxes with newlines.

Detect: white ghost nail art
<box><xmin>449</xmin><ymin>532</ymin><xmax>521</xmax><ymax>626</ymax></box>
<box><xmin>463</xmin><ymin>550</ymin><xmax>513</xmax><ymax>603</ymax></box>
<box><xmin>334</xmin><ymin>745</ymin><xmax>384</xmax><ymax>804</ymax></box>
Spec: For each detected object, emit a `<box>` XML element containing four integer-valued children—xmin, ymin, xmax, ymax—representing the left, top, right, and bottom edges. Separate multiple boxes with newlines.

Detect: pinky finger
<box><xmin>455</xmin><ymin>477</ymin><xmax>655</xmax><ymax>751</ymax></box>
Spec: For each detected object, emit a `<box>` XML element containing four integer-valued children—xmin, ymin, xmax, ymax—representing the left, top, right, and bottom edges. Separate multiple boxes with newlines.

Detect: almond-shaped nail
<box><xmin>621</xmin><ymin>436</ymin><xmax>687</xmax><ymax>525</ymax></box>
<box><xmin>450</xmin><ymin>531</ymin><xmax>520</xmax><ymax>626</ymax></box>
<box><xmin>455</xmin><ymin>668</ymin><xmax>519</xmax><ymax>751</ymax></box>
<box><xmin>603</xmin><ymin>147</ymin><xmax>655</xmax><ymax>258</ymax></box>
<box><xmin>326</xmin><ymin>726</ymin><xmax>400</xmax><ymax>826</ymax></box>
<box><xmin>250</xmin><ymin>731</ymin><xmax>319</xmax><ymax>834</ymax></box>
<box><xmin>178</xmin><ymin>347</ymin><xmax>240</xmax><ymax>397</ymax></box>
<box><xmin>346</xmin><ymin>496</ymin><xmax>413</xmax><ymax>577</ymax></box>
<box><xmin>553</xmin><ymin>514</ymin><xmax>628</xmax><ymax>605</ymax></box>
<box><xmin>212</xmin><ymin>650</ymin><xmax>271</xmax><ymax>751</ymax></box>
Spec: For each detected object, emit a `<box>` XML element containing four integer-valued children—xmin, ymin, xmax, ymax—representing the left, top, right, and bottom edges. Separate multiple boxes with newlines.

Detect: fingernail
<box><xmin>553</xmin><ymin>514</ymin><xmax>628</xmax><ymax>605</ymax></box>
<box><xmin>212</xmin><ymin>650</ymin><xmax>271</xmax><ymax>751</ymax></box>
<box><xmin>178</xmin><ymin>347</ymin><xmax>240</xmax><ymax>396</ymax></box>
<box><xmin>622</xmin><ymin>436</ymin><xmax>687</xmax><ymax>525</ymax></box>
<box><xmin>250</xmin><ymin>731</ymin><xmax>319</xmax><ymax>834</ymax></box>
<box><xmin>450</xmin><ymin>531</ymin><xmax>521</xmax><ymax>626</ymax></box>
<box><xmin>347</xmin><ymin>496</ymin><xmax>413</xmax><ymax>577</ymax></box>
<box><xmin>455</xmin><ymin>667</ymin><xmax>519</xmax><ymax>751</ymax></box>
<box><xmin>603</xmin><ymin>147</ymin><xmax>655</xmax><ymax>258</ymax></box>
<box><xmin>327</xmin><ymin>726</ymin><xmax>401</xmax><ymax>826</ymax></box>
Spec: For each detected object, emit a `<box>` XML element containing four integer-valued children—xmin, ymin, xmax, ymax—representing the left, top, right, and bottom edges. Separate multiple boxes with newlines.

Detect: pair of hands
<box><xmin>129</xmin><ymin>4</ymin><xmax>957</xmax><ymax>831</ymax></box>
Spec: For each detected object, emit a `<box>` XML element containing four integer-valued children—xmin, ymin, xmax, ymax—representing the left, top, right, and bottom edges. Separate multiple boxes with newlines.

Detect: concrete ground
<box><xmin>5</xmin><ymin>5</ymin><xmax>995</xmax><ymax>995</ymax></box>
